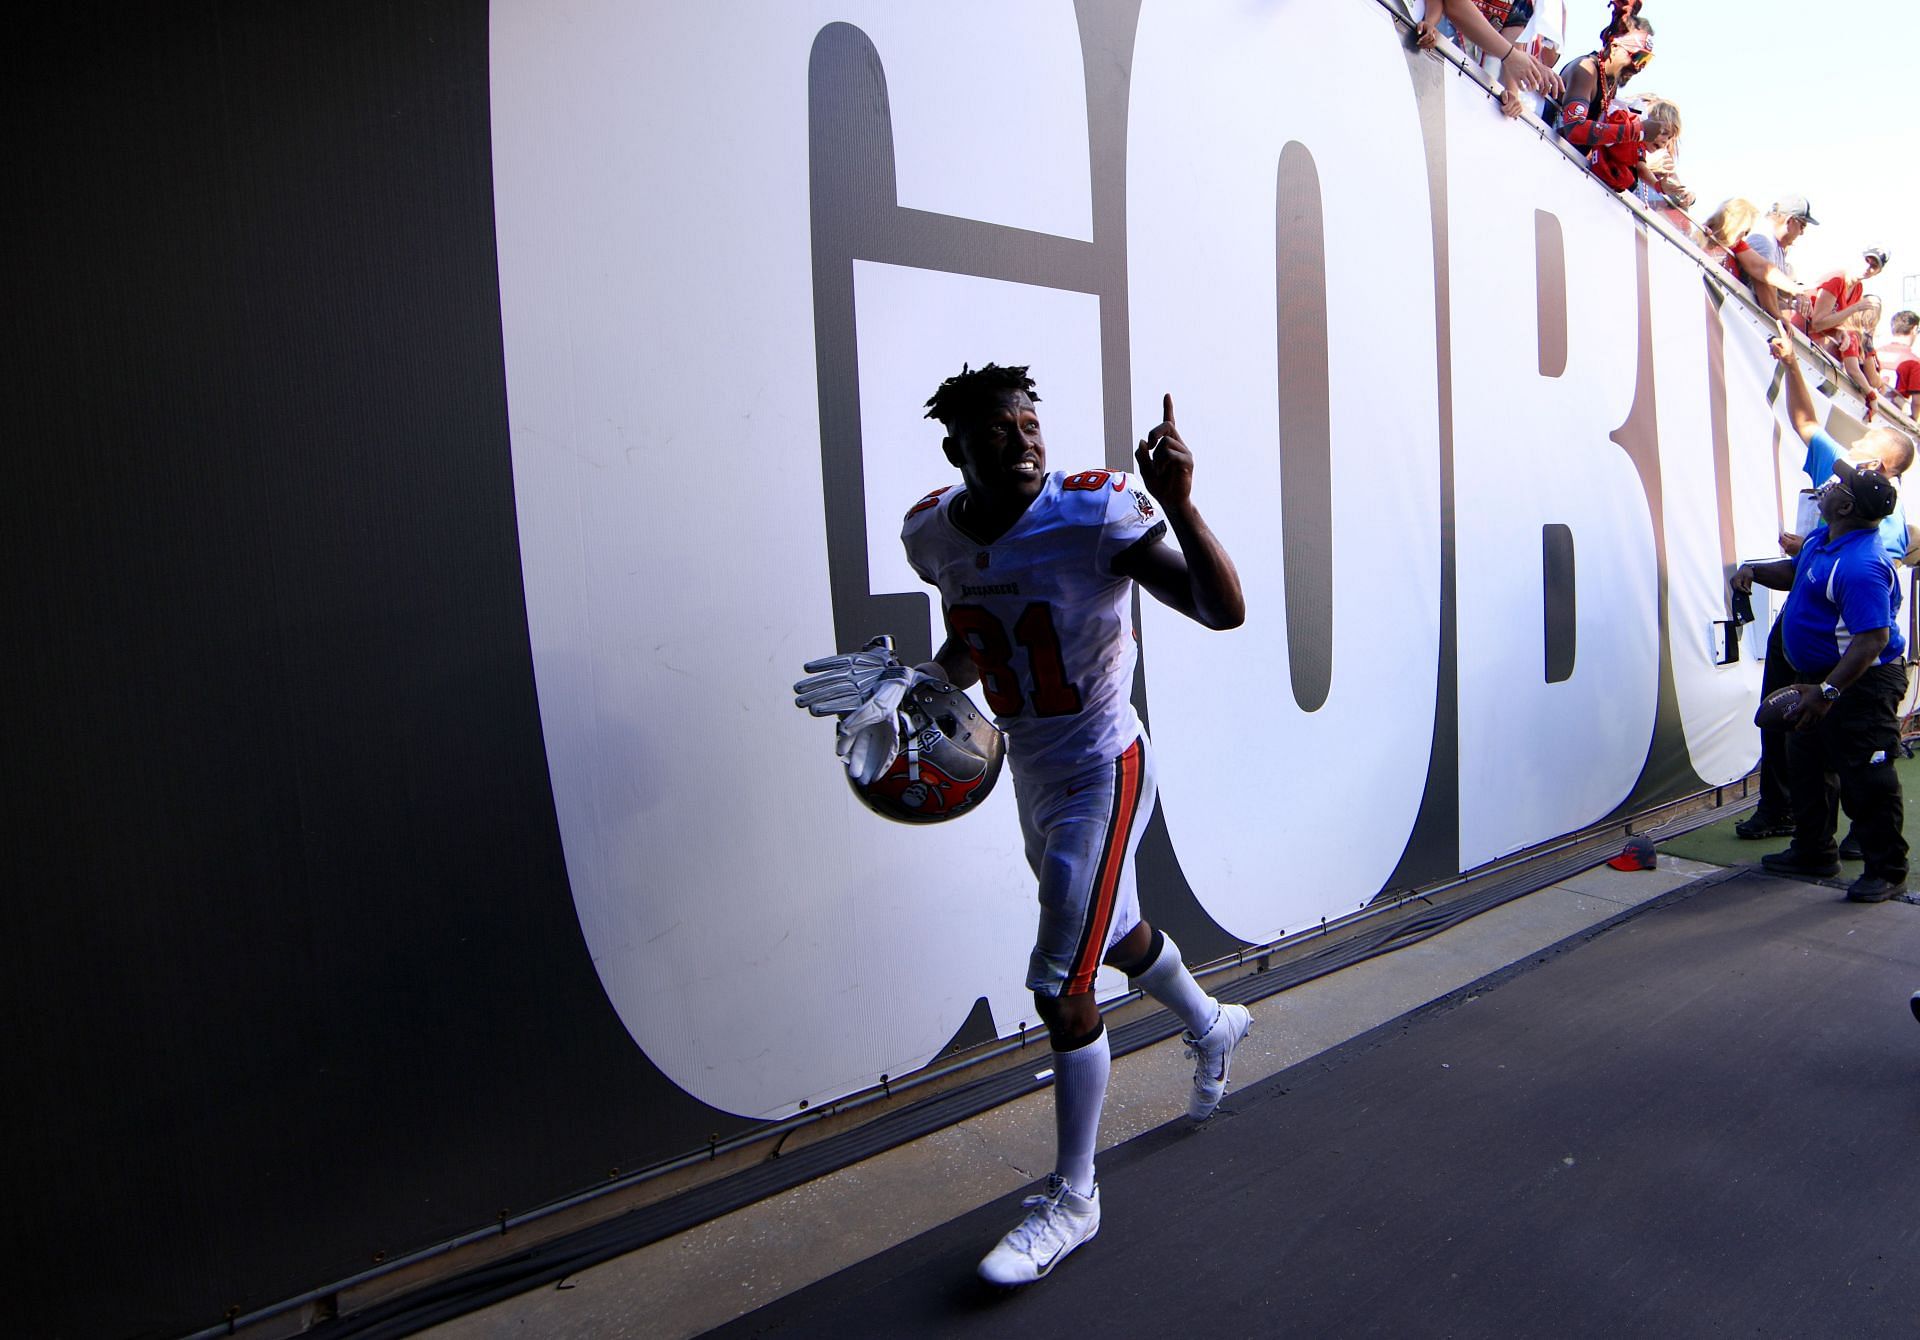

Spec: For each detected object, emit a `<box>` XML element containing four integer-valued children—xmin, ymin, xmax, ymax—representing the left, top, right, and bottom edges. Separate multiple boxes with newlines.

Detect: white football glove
<box><xmin>835</xmin><ymin>662</ymin><xmax>929</xmax><ymax>785</ymax></box>
<box><xmin>793</xmin><ymin>635</ymin><xmax>904</xmax><ymax>717</ymax></box>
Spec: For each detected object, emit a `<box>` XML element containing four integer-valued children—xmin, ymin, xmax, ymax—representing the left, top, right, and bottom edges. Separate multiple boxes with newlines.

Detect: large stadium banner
<box><xmin>14</xmin><ymin>2</ymin><xmax>1900</xmax><ymax>1335</ymax></box>
<box><xmin>490</xmin><ymin>0</ymin><xmax>1876</xmax><ymax>1122</ymax></box>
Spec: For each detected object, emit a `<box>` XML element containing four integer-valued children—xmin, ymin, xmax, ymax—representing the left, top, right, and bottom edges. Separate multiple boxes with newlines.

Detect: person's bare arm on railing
<box><xmin>1809</xmin><ymin>287</ymin><xmax>1868</xmax><ymax>335</ymax></box>
<box><xmin>1438</xmin><ymin>0</ymin><xmax>1563</xmax><ymax>98</ymax></box>
<box><xmin>1737</xmin><ymin>248</ymin><xmax>1803</xmax><ymax>299</ymax></box>
<box><xmin>1413</xmin><ymin>5</ymin><xmax>1442</xmax><ymax>49</ymax></box>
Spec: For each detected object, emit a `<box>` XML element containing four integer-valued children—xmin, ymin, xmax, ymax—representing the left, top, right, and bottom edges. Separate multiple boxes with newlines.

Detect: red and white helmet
<box><xmin>849</xmin><ymin>679</ymin><xmax>1005</xmax><ymax>824</ymax></box>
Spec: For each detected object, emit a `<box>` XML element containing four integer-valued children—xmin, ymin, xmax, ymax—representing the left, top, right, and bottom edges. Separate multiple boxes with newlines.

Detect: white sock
<box><xmin>1129</xmin><ymin>932</ymin><xmax>1218</xmax><ymax>1037</ymax></box>
<box><xmin>1052</xmin><ymin>1026</ymin><xmax>1109</xmax><ymax>1198</ymax></box>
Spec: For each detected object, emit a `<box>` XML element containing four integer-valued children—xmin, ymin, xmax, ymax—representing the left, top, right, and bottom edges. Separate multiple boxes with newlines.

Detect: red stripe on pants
<box><xmin>1065</xmin><ymin>740</ymin><xmax>1143</xmax><ymax>995</ymax></box>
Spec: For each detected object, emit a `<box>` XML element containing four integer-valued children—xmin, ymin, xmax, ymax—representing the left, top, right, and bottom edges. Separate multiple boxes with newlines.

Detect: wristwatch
<box><xmin>1819</xmin><ymin>682</ymin><xmax>1842</xmax><ymax>702</ymax></box>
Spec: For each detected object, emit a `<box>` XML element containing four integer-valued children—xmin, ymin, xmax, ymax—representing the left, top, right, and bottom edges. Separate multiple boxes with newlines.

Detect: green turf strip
<box><xmin>1659</xmin><ymin>747</ymin><xmax>1920</xmax><ymax>868</ymax></box>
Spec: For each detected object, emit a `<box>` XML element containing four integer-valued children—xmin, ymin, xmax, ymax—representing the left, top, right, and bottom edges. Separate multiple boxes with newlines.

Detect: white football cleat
<box><xmin>1184</xmin><ymin>1002</ymin><xmax>1252</xmax><ymax>1120</ymax></box>
<box><xmin>977</xmin><ymin>1175</ymin><xmax>1100</xmax><ymax>1286</ymax></box>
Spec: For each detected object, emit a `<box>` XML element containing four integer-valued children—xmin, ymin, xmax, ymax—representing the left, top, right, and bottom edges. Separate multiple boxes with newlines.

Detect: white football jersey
<box><xmin>902</xmin><ymin>469</ymin><xmax>1166</xmax><ymax>782</ymax></box>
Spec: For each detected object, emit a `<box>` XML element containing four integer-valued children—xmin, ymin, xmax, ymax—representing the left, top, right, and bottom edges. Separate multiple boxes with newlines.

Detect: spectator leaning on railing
<box><xmin>1444</xmin><ymin>0</ymin><xmax>1547</xmax><ymax>117</ymax></box>
<box><xmin>1630</xmin><ymin>97</ymin><xmax>1693</xmax><ymax>212</ymax></box>
<box><xmin>1553</xmin><ymin>18</ymin><xmax>1654</xmax><ymax>190</ymax></box>
<box><xmin>1741</xmin><ymin>198</ymin><xmax>1816</xmax><ymax>321</ymax></box>
<box><xmin>1410</xmin><ymin>0</ymin><xmax>1563</xmax><ymax>118</ymax></box>
<box><xmin>1453</xmin><ymin>0</ymin><xmax>1535</xmax><ymax>54</ymax></box>
<box><xmin>1463</xmin><ymin>0</ymin><xmax>1568</xmax><ymax>119</ymax></box>
<box><xmin>1703</xmin><ymin>196</ymin><xmax>1801</xmax><ymax>306</ymax></box>
<box><xmin>1512</xmin><ymin>0</ymin><xmax>1568</xmax><ymax>118</ymax></box>
<box><xmin>1846</xmin><ymin>297</ymin><xmax>1886</xmax><ymax>403</ymax></box>
<box><xmin>1879</xmin><ymin>311</ymin><xmax>1920</xmax><ymax>418</ymax></box>
<box><xmin>1702</xmin><ymin>197</ymin><xmax>1760</xmax><ymax>280</ymax></box>
<box><xmin>1807</xmin><ymin>247</ymin><xmax>1887</xmax><ymax>340</ymax></box>
<box><xmin>1806</xmin><ymin>249</ymin><xmax>1889</xmax><ymax>399</ymax></box>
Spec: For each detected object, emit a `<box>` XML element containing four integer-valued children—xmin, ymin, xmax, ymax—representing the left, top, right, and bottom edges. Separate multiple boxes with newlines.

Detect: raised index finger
<box><xmin>1162</xmin><ymin>393</ymin><xmax>1175</xmax><ymax>426</ymax></box>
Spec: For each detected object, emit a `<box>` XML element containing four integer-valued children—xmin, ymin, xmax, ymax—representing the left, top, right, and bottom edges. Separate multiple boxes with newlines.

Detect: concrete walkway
<box><xmin>426</xmin><ymin>854</ymin><xmax>1727</xmax><ymax>1340</ymax></box>
<box><xmin>707</xmin><ymin>871</ymin><xmax>1920</xmax><ymax>1339</ymax></box>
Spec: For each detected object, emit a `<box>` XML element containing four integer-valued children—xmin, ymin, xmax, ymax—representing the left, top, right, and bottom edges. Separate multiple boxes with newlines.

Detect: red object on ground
<box><xmin>1607</xmin><ymin>834</ymin><xmax>1657</xmax><ymax>871</ymax></box>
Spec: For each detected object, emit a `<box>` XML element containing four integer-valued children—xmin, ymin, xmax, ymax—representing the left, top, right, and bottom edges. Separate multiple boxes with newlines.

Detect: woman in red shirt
<box><xmin>1809</xmin><ymin>250</ymin><xmax>1888</xmax><ymax>396</ymax></box>
<box><xmin>1809</xmin><ymin>248</ymin><xmax>1888</xmax><ymax>341</ymax></box>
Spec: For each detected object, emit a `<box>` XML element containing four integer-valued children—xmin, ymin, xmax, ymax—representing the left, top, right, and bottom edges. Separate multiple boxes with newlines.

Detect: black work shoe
<box><xmin>1838</xmin><ymin>832</ymin><xmax>1863</xmax><ymax>861</ymax></box>
<box><xmin>1761</xmin><ymin>848</ymin><xmax>1842</xmax><ymax>879</ymax></box>
<box><xmin>1735</xmin><ymin>813</ymin><xmax>1795</xmax><ymax>840</ymax></box>
<box><xmin>1845</xmin><ymin>874</ymin><xmax>1906</xmax><ymax>903</ymax></box>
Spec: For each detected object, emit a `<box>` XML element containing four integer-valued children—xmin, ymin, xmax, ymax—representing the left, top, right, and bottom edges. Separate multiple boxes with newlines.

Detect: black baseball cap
<box><xmin>1773</xmin><ymin>195</ymin><xmax>1818</xmax><ymax>224</ymax></box>
<box><xmin>1833</xmin><ymin>458</ymin><xmax>1898</xmax><ymax>521</ymax></box>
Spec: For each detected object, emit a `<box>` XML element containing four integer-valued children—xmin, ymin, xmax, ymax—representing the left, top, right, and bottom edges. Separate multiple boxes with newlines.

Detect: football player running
<box><xmin>861</xmin><ymin>363</ymin><xmax>1247</xmax><ymax>1286</ymax></box>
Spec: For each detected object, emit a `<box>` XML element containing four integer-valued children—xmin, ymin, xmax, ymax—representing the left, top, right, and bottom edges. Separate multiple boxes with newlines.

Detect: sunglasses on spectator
<box><xmin>1628</xmin><ymin>50</ymin><xmax>1653</xmax><ymax>68</ymax></box>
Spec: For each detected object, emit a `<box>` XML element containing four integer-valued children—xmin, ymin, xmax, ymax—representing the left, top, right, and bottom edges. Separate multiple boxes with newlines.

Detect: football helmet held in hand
<box><xmin>850</xmin><ymin>678</ymin><xmax>1005</xmax><ymax>824</ymax></box>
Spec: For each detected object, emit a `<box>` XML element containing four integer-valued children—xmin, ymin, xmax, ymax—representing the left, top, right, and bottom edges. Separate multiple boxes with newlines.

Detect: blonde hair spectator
<box><xmin>1631</xmin><ymin>96</ymin><xmax>1694</xmax><ymax>215</ymax></box>
<box><xmin>1639</xmin><ymin>96</ymin><xmax>1681</xmax><ymax>149</ymax></box>
<box><xmin>1847</xmin><ymin>295</ymin><xmax>1883</xmax><ymax>335</ymax></box>
<box><xmin>1704</xmin><ymin>198</ymin><xmax>1759</xmax><ymax>250</ymax></box>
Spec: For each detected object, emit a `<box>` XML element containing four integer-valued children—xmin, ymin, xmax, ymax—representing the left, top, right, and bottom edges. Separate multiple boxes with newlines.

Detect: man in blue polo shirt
<box><xmin>1734</xmin><ymin>457</ymin><xmax>1909</xmax><ymax>903</ymax></box>
<box><xmin>1734</xmin><ymin>327</ymin><xmax>1915</xmax><ymax>847</ymax></box>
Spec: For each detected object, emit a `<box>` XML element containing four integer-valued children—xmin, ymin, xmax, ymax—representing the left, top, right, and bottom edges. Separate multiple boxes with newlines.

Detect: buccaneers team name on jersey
<box><xmin>902</xmin><ymin>469</ymin><xmax>1165</xmax><ymax>782</ymax></box>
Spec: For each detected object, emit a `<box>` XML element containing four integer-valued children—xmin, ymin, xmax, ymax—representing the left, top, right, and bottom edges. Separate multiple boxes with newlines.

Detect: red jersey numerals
<box><xmin>905</xmin><ymin>486</ymin><xmax>951</xmax><ymax>518</ymax></box>
<box><xmin>945</xmin><ymin>603</ymin><xmax>1084</xmax><ymax>718</ymax></box>
<box><xmin>1061</xmin><ymin>469</ymin><xmax>1125</xmax><ymax>492</ymax></box>
<box><xmin>1013</xmin><ymin>605</ymin><xmax>1083</xmax><ymax>716</ymax></box>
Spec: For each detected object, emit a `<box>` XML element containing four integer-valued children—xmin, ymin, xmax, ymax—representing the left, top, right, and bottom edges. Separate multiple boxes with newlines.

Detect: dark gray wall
<box><xmin>7</xmin><ymin>7</ymin><xmax>753</xmax><ymax>1336</ymax></box>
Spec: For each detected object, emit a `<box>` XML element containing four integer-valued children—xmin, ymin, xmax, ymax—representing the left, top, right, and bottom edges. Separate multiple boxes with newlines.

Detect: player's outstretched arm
<box><xmin>1118</xmin><ymin>394</ymin><xmax>1246</xmax><ymax>630</ymax></box>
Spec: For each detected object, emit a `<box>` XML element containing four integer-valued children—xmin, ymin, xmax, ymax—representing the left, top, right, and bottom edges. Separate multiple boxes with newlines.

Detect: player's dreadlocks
<box><xmin>923</xmin><ymin>363</ymin><xmax>1041</xmax><ymax>429</ymax></box>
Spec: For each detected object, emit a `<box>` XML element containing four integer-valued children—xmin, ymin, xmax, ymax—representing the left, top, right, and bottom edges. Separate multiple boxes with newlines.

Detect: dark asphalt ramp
<box><xmin>712</xmin><ymin>874</ymin><xmax>1920</xmax><ymax>1339</ymax></box>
